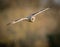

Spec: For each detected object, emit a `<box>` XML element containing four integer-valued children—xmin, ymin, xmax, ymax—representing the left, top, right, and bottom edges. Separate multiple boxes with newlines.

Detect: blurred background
<box><xmin>0</xmin><ymin>0</ymin><xmax>60</xmax><ymax>47</ymax></box>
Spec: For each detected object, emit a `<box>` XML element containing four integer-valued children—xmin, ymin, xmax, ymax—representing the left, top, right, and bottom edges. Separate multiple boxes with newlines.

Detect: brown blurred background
<box><xmin>0</xmin><ymin>0</ymin><xmax>60</xmax><ymax>47</ymax></box>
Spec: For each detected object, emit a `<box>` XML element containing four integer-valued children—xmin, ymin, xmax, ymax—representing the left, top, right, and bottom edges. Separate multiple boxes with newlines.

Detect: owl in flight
<box><xmin>7</xmin><ymin>8</ymin><xmax>50</xmax><ymax>25</ymax></box>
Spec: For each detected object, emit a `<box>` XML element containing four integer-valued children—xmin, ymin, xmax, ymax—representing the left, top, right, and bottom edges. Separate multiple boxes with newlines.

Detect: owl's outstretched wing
<box><xmin>7</xmin><ymin>18</ymin><xmax>28</xmax><ymax>25</ymax></box>
<box><xmin>31</xmin><ymin>8</ymin><xmax>50</xmax><ymax>17</ymax></box>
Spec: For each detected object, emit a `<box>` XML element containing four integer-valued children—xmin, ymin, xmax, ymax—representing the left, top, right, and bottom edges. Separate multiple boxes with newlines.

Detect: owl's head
<box><xmin>28</xmin><ymin>16</ymin><xmax>35</xmax><ymax>22</ymax></box>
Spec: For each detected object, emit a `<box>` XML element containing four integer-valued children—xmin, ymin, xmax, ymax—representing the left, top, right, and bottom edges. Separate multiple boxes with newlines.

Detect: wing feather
<box><xmin>7</xmin><ymin>18</ymin><xmax>28</xmax><ymax>25</ymax></box>
<box><xmin>32</xmin><ymin>8</ymin><xmax>50</xmax><ymax>17</ymax></box>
